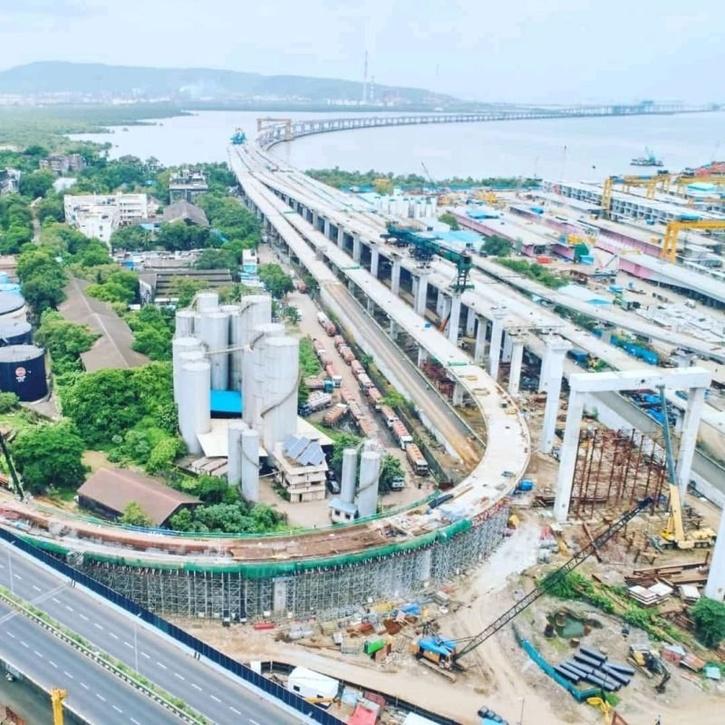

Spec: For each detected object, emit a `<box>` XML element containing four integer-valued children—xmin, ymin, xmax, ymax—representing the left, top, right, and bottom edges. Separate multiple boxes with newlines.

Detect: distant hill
<box><xmin>0</xmin><ymin>62</ymin><xmax>461</xmax><ymax>107</ymax></box>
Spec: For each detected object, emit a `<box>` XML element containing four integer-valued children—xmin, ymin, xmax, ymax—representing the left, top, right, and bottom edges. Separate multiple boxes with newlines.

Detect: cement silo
<box><xmin>174</xmin><ymin>309</ymin><xmax>197</xmax><ymax>338</ymax></box>
<box><xmin>242</xmin><ymin>322</ymin><xmax>285</xmax><ymax>427</ymax></box>
<box><xmin>0</xmin><ymin>345</ymin><xmax>47</xmax><ymax>401</ymax></box>
<box><xmin>227</xmin><ymin>419</ymin><xmax>246</xmax><ymax>486</ymax></box>
<box><xmin>198</xmin><ymin>310</ymin><xmax>229</xmax><ymax>390</ymax></box>
<box><xmin>356</xmin><ymin>448</ymin><xmax>382</xmax><ymax>518</ymax></box>
<box><xmin>238</xmin><ymin>295</ymin><xmax>272</xmax><ymax>348</ymax></box>
<box><xmin>195</xmin><ymin>291</ymin><xmax>219</xmax><ymax>313</ymax></box>
<box><xmin>220</xmin><ymin>304</ymin><xmax>242</xmax><ymax>392</ymax></box>
<box><xmin>177</xmin><ymin>360</ymin><xmax>211</xmax><ymax>455</ymax></box>
<box><xmin>340</xmin><ymin>448</ymin><xmax>358</xmax><ymax>504</ymax></box>
<box><xmin>172</xmin><ymin>336</ymin><xmax>202</xmax><ymax>402</ymax></box>
<box><xmin>241</xmin><ymin>428</ymin><xmax>260</xmax><ymax>502</ymax></box>
<box><xmin>260</xmin><ymin>336</ymin><xmax>299</xmax><ymax>452</ymax></box>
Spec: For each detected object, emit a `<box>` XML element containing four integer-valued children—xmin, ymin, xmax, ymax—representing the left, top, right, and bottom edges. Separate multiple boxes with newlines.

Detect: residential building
<box><xmin>240</xmin><ymin>248</ymin><xmax>260</xmax><ymax>285</ymax></box>
<box><xmin>169</xmin><ymin>168</ymin><xmax>209</xmax><ymax>202</ymax></box>
<box><xmin>40</xmin><ymin>153</ymin><xmax>86</xmax><ymax>175</ymax></box>
<box><xmin>274</xmin><ymin>436</ymin><xmax>327</xmax><ymax>503</ymax></box>
<box><xmin>0</xmin><ymin>168</ymin><xmax>21</xmax><ymax>195</ymax></box>
<box><xmin>64</xmin><ymin>193</ymin><xmax>150</xmax><ymax>243</ymax></box>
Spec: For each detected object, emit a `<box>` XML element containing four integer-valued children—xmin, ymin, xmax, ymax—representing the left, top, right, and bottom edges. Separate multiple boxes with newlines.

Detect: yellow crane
<box><xmin>601</xmin><ymin>177</ymin><xmax>613</xmax><ymax>216</ymax></box>
<box><xmin>51</xmin><ymin>688</ymin><xmax>67</xmax><ymax>725</ymax></box>
<box><xmin>661</xmin><ymin>219</ymin><xmax>725</xmax><ymax>261</ymax></box>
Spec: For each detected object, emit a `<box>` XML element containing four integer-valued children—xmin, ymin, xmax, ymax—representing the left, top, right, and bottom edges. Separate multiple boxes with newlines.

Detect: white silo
<box><xmin>178</xmin><ymin>360</ymin><xmax>211</xmax><ymax>455</ymax></box>
<box><xmin>174</xmin><ymin>309</ymin><xmax>197</xmax><ymax>338</ymax></box>
<box><xmin>198</xmin><ymin>310</ymin><xmax>230</xmax><ymax>390</ymax></box>
<box><xmin>241</xmin><ymin>428</ymin><xmax>260</xmax><ymax>502</ymax></box>
<box><xmin>239</xmin><ymin>295</ymin><xmax>272</xmax><ymax>347</ymax></box>
<box><xmin>196</xmin><ymin>291</ymin><xmax>219</xmax><ymax>312</ymax></box>
<box><xmin>227</xmin><ymin>419</ymin><xmax>246</xmax><ymax>486</ymax></box>
<box><xmin>356</xmin><ymin>449</ymin><xmax>382</xmax><ymax>517</ymax></box>
<box><xmin>172</xmin><ymin>336</ymin><xmax>202</xmax><ymax>402</ymax></box>
<box><xmin>260</xmin><ymin>336</ymin><xmax>299</xmax><ymax>452</ymax></box>
<box><xmin>242</xmin><ymin>322</ymin><xmax>285</xmax><ymax>426</ymax></box>
<box><xmin>221</xmin><ymin>304</ymin><xmax>243</xmax><ymax>391</ymax></box>
<box><xmin>340</xmin><ymin>448</ymin><xmax>358</xmax><ymax>504</ymax></box>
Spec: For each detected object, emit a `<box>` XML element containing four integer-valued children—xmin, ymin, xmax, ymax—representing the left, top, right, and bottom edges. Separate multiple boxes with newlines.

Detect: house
<box><xmin>40</xmin><ymin>154</ymin><xmax>86</xmax><ymax>175</ymax></box>
<box><xmin>64</xmin><ymin>193</ymin><xmax>151</xmax><ymax>242</ymax></box>
<box><xmin>162</xmin><ymin>199</ymin><xmax>209</xmax><ymax>227</ymax></box>
<box><xmin>77</xmin><ymin>468</ymin><xmax>200</xmax><ymax>527</ymax></box>
<box><xmin>169</xmin><ymin>168</ymin><xmax>208</xmax><ymax>203</ymax></box>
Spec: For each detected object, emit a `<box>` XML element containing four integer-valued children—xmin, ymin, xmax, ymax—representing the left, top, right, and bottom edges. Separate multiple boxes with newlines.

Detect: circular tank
<box><xmin>0</xmin><ymin>292</ymin><xmax>27</xmax><ymax>323</ymax></box>
<box><xmin>198</xmin><ymin>311</ymin><xmax>229</xmax><ymax>390</ymax></box>
<box><xmin>172</xmin><ymin>336</ymin><xmax>202</xmax><ymax>402</ymax></box>
<box><xmin>220</xmin><ymin>304</ymin><xmax>242</xmax><ymax>391</ymax></box>
<box><xmin>0</xmin><ymin>345</ymin><xmax>48</xmax><ymax>401</ymax></box>
<box><xmin>238</xmin><ymin>295</ymin><xmax>272</xmax><ymax>348</ymax></box>
<box><xmin>0</xmin><ymin>320</ymin><xmax>32</xmax><ymax>347</ymax></box>
<box><xmin>261</xmin><ymin>336</ymin><xmax>299</xmax><ymax>450</ymax></box>
<box><xmin>195</xmin><ymin>291</ymin><xmax>219</xmax><ymax>313</ymax></box>
<box><xmin>242</xmin><ymin>322</ymin><xmax>285</xmax><ymax>426</ymax></box>
<box><xmin>174</xmin><ymin>309</ymin><xmax>197</xmax><ymax>338</ymax></box>
<box><xmin>178</xmin><ymin>360</ymin><xmax>211</xmax><ymax>455</ymax></box>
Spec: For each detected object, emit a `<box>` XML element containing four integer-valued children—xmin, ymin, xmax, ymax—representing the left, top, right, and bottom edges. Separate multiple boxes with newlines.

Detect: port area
<box><xmin>171</xmin><ymin>497</ymin><xmax>725</xmax><ymax>725</ymax></box>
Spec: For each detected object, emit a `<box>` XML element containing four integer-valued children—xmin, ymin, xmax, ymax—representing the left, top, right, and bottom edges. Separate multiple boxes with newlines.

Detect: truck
<box><xmin>304</xmin><ymin>376</ymin><xmax>325</xmax><ymax>391</ymax></box>
<box><xmin>350</xmin><ymin>360</ymin><xmax>365</xmax><ymax>376</ymax></box>
<box><xmin>366</xmin><ymin>386</ymin><xmax>383</xmax><ymax>409</ymax></box>
<box><xmin>339</xmin><ymin>346</ymin><xmax>355</xmax><ymax>364</ymax></box>
<box><xmin>406</xmin><ymin>444</ymin><xmax>429</xmax><ymax>475</ymax></box>
<box><xmin>323</xmin><ymin>404</ymin><xmax>348</xmax><ymax>426</ymax></box>
<box><xmin>392</xmin><ymin>420</ymin><xmax>413</xmax><ymax>449</ymax></box>
<box><xmin>379</xmin><ymin>405</ymin><xmax>399</xmax><ymax>429</ymax></box>
<box><xmin>301</xmin><ymin>392</ymin><xmax>332</xmax><ymax>415</ymax></box>
<box><xmin>357</xmin><ymin>373</ymin><xmax>374</xmax><ymax>390</ymax></box>
<box><xmin>333</xmin><ymin>334</ymin><xmax>345</xmax><ymax>349</ymax></box>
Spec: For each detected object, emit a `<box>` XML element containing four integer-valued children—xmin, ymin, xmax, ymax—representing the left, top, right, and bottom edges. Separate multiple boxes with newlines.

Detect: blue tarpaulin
<box><xmin>210</xmin><ymin>389</ymin><xmax>243</xmax><ymax>415</ymax></box>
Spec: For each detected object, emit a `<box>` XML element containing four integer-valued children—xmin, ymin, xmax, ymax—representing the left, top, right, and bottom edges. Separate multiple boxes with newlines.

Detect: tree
<box><xmin>126</xmin><ymin>305</ymin><xmax>173</xmax><ymax>361</ymax></box>
<box><xmin>35</xmin><ymin>310</ymin><xmax>98</xmax><ymax>374</ymax></box>
<box><xmin>379</xmin><ymin>454</ymin><xmax>404</xmax><ymax>491</ymax></box>
<box><xmin>12</xmin><ymin>421</ymin><xmax>86</xmax><ymax>493</ymax></box>
<box><xmin>119</xmin><ymin>502</ymin><xmax>153</xmax><ymax>527</ymax></box>
<box><xmin>283</xmin><ymin>305</ymin><xmax>301</xmax><ymax>325</ymax></box>
<box><xmin>438</xmin><ymin>211</ymin><xmax>460</xmax><ymax>230</ymax></box>
<box><xmin>156</xmin><ymin>221</ymin><xmax>210</xmax><ymax>251</ymax></box>
<box><xmin>330</xmin><ymin>432</ymin><xmax>361</xmax><ymax>477</ymax></box>
<box><xmin>691</xmin><ymin>597</ymin><xmax>725</xmax><ymax>649</ymax></box>
<box><xmin>194</xmin><ymin>248</ymin><xmax>236</xmax><ymax>271</ymax></box>
<box><xmin>0</xmin><ymin>392</ymin><xmax>18</xmax><ymax>413</ymax></box>
<box><xmin>110</xmin><ymin>225</ymin><xmax>153</xmax><ymax>251</ymax></box>
<box><xmin>373</xmin><ymin>177</ymin><xmax>394</xmax><ymax>194</ymax></box>
<box><xmin>168</xmin><ymin>277</ymin><xmax>207</xmax><ymax>307</ymax></box>
<box><xmin>19</xmin><ymin>170</ymin><xmax>55</xmax><ymax>199</ymax></box>
<box><xmin>258</xmin><ymin>263</ymin><xmax>294</xmax><ymax>299</ymax></box>
<box><xmin>482</xmin><ymin>235</ymin><xmax>513</xmax><ymax>257</ymax></box>
<box><xmin>36</xmin><ymin>194</ymin><xmax>65</xmax><ymax>224</ymax></box>
<box><xmin>85</xmin><ymin>269</ymin><xmax>138</xmax><ymax>305</ymax></box>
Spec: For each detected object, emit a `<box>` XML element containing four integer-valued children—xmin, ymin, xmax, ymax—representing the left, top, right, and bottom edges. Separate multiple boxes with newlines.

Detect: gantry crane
<box><xmin>382</xmin><ymin>223</ymin><xmax>473</xmax><ymax>292</ymax></box>
<box><xmin>416</xmin><ymin>497</ymin><xmax>653</xmax><ymax>670</ymax></box>
<box><xmin>661</xmin><ymin>219</ymin><xmax>725</xmax><ymax>261</ymax></box>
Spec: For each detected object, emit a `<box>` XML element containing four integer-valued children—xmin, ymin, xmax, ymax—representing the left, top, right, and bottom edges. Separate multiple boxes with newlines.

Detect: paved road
<box><xmin>0</xmin><ymin>601</ymin><xmax>179</xmax><ymax>724</ymax></box>
<box><xmin>0</xmin><ymin>541</ymin><xmax>307</xmax><ymax>724</ymax></box>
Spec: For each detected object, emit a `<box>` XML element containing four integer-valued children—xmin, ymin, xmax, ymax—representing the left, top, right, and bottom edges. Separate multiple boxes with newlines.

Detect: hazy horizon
<box><xmin>0</xmin><ymin>0</ymin><xmax>722</xmax><ymax>103</ymax></box>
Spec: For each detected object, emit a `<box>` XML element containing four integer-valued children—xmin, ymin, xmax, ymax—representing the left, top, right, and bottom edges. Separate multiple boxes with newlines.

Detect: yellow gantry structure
<box><xmin>662</xmin><ymin>219</ymin><xmax>725</xmax><ymax>261</ymax></box>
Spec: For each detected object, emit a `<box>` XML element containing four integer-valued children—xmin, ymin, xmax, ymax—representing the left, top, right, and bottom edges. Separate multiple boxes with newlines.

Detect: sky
<box><xmin>0</xmin><ymin>0</ymin><xmax>722</xmax><ymax>103</ymax></box>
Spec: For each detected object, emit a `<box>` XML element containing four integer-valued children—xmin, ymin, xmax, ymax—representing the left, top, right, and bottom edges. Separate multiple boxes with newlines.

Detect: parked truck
<box><xmin>392</xmin><ymin>420</ymin><xmax>413</xmax><ymax>449</ymax></box>
<box><xmin>300</xmin><ymin>392</ymin><xmax>333</xmax><ymax>415</ymax></box>
<box><xmin>323</xmin><ymin>404</ymin><xmax>348</xmax><ymax>426</ymax></box>
<box><xmin>406</xmin><ymin>443</ymin><xmax>429</xmax><ymax>475</ymax></box>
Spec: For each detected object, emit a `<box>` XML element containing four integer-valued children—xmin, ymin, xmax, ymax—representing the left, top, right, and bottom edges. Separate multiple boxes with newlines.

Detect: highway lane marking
<box><xmin>249</xmin><ymin>719</ymin><xmax>260</xmax><ymax>725</ymax></box>
<box><xmin>33</xmin><ymin>650</ymin><xmax>42</xmax><ymax>658</ymax></box>
<box><xmin>130</xmin><ymin>719</ymin><xmax>141</xmax><ymax>725</ymax></box>
<box><xmin>20</xmin><ymin>640</ymin><xmax>28</xmax><ymax>648</ymax></box>
<box><xmin>80</xmin><ymin>682</ymin><xmax>89</xmax><ymax>690</ymax></box>
<box><xmin>123</xmin><ymin>641</ymin><xmax>133</xmax><ymax>649</ymax></box>
<box><xmin>63</xmin><ymin>670</ymin><xmax>73</xmax><ymax>679</ymax></box>
<box><xmin>210</xmin><ymin>695</ymin><xmax>221</xmax><ymax>703</ymax></box>
<box><xmin>48</xmin><ymin>660</ymin><xmax>58</xmax><ymax>669</ymax></box>
<box><xmin>93</xmin><ymin>622</ymin><xmax>103</xmax><ymax>630</ymax></box>
<box><xmin>64</xmin><ymin>605</ymin><xmax>73</xmax><ymax>612</ymax></box>
<box><xmin>190</xmin><ymin>683</ymin><xmax>202</xmax><ymax>691</ymax></box>
<box><xmin>13</xmin><ymin>574</ymin><xmax>21</xmax><ymax>580</ymax></box>
<box><xmin>52</xmin><ymin>597</ymin><xmax>60</xmax><ymax>603</ymax></box>
<box><xmin>109</xmin><ymin>632</ymin><xmax>119</xmax><ymax>640</ymax></box>
<box><xmin>96</xmin><ymin>694</ymin><xmax>106</xmax><ymax>702</ymax></box>
<box><xmin>229</xmin><ymin>706</ymin><xmax>241</xmax><ymax>715</ymax></box>
<box><xmin>112</xmin><ymin>705</ymin><xmax>123</xmax><ymax>714</ymax></box>
<box><xmin>5</xmin><ymin>632</ymin><xmax>15</xmax><ymax>639</ymax></box>
<box><xmin>79</xmin><ymin>614</ymin><xmax>89</xmax><ymax>621</ymax></box>
<box><xmin>32</xmin><ymin>585</ymin><xmax>41</xmax><ymax>592</ymax></box>
<box><xmin>140</xmin><ymin>651</ymin><xmax>151</xmax><ymax>659</ymax></box>
<box><xmin>156</xmin><ymin>662</ymin><xmax>167</xmax><ymax>670</ymax></box>
<box><xmin>173</xmin><ymin>672</ymin><xmax>185</xmax><ymax>680</ymax></box>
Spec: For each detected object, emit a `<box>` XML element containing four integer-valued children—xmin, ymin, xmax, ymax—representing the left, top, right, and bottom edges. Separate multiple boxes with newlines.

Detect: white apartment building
<box><xmin>64</xmin><ymin>193</ymin><xmax>150</xmax><ymax>244</ymax></box>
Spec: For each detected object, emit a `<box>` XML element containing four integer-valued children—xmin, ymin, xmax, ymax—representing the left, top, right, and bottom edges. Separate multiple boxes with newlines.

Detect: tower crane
<box><xmin>415</xmin><ymin>497</ymin><xmax>653</xmax><ymax>670</ymax></box>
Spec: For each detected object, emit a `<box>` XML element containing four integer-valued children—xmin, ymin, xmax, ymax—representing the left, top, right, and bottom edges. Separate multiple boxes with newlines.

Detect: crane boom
<box><xmin>453</xmin><ymin>497</ymin><xmax>652</xmax><ymax>663</ymax></box>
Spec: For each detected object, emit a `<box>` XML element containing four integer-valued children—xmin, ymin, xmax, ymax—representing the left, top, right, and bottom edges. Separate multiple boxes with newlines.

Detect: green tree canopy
<box><xmin>35</xmin><ymin>310</ymin><xmax>98</xmax><ymax>375</ymax></box>
<box><xmin>258</xmin><ymin>263</ymin><xmax>294</xmax><ymax>299</ymax></box>
<box><xmin>482</xmin><ymin>235</ymin><xmax>513</xmax><ymax>256</ymax></box>
<box><xmin>36</xmin><ymin>193</ymin><xmax>65</xmax><ymax>224</ymax></box>
<box><xmin>12</xmin><ymin>421</ymin><xmax>86</xmax><ymax>493</ymax></box>
<box><xmin>110</xmin><ymin>224</ymin><xmax>154</xmax><ymax>251</ymax></box>
<box><xmin>691</xmin><ymin>597</ymin><xmax>725</xmax><ymax>649</ymax></box>
<box><xmin>18</xmin><ymin>169</ymin><xmax>55</xmax><ymax>199</ymax></box>
<box><xmin>379</xmin><ymin>454</ymin><xmax>405</xmax><ymax>491</ymax></box>
<box><xmin>438</xmin><ymin>211</ymin><xmax>460</xmax><ymax>230</ymax></box>
<box><xmin>194</xmin><ymin>248</ymin><xmax>237</xmax><ymax>271</ymax></box>
<box><xmin>119</xmin><ymin>501</ymin><xmax>153</xmax><ymax>527</ymax></box>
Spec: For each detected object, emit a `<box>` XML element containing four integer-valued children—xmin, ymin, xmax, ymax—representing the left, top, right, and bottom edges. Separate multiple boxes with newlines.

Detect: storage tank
<box><xmin>0</xmin><ymin>320</ymin><xmax>32</xmax><ymax>347</ymax></box>
<box><xmin>340</xmin><ymin>448</ymin><xmax>357</xmax><ymax>504</ymax></box>
<box><xmin>195</xmin><ymin>291</ymin><xmax>219</xmax><ymax>313</ymax></box>
<box><xmin>220</xmin><ymin>304</ymin><xmax>242</xmax><ymax>391</ymax></box>
<box><xmin>198</xmin><ymin>310</ymin><xmax>229</xmax><ymax>390</ymax></box>
<box><xmin>172</xmin><ymin>336</ymin><xmax>202</xmax><ymax>402</ymax></box>
<box><xmin>242</xmin><ymin>322</ymin><xmax>285</xmax><ymax>426</ymax></box>
<box><xmin>0</xmin><ymin>345</ymin><xmax>47</xmax><ymax>401</ymax></box>
<box><xmin>241</xmin><ymin>428</ymin><xmax>260</xmax><ymax>502</ymax></box>
<box><xmin>177</xmin><ymin>360</ymin><xmax>211</xmax><ymax>455</ymax></box>
<box><xmin>227</xmin><ymin>419</ymin><xmax>246</xmax><ymax>486</ymax></box>
<box><xmin>238</xmin><ymin>295</ymin><xmax>272</xmax><ymax>348</ymax></box>
<box><xmin>174</xmin><ymin>309</ymin><xmax>197</xmax><ymax>338</ymax></box>
<box><xmin>260</xmin><ymin>336</ymin><xmax>299</xmax><ymax>451</ymax></box>
<box><xmin>356</xmin><ymin>449</ymin><xmax>381</xmax><ymax>517</ymax></box>
<box><xmin>0</xmin><ymin>292</ymin><xmax>27</xmax><ymax>323</ymax></box>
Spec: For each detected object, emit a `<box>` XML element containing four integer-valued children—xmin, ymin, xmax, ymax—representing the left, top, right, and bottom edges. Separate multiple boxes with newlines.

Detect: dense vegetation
<box><xmin>306</xmin><ymin>167</ymin><xmax>540</xmax><ymax>190</ymax></box>
<box><xmin>258</xmin><ymin>263</ymin><xmax>294</xmax><ymax>299</ymax></box>
<box><xmin>0</xmin><ymin>193</ymin><xmax>33</xmax><ymax>254</ymax></box>
<box><xmin>35</xmin><ymin>311</ymin><xmax>98</xmax><ymax>377</ymax></box>
<box><xmin>691</xmin><ymin>597</ymin><xmax>725</xmax><ymax>649</ymax></box>
<box><xmin>438</xmin><ymin>211</ymin><xmax>460</xmax><ymax>230</ymax></box>
<box><xmin>496</xmin><ymin>257</ymin><xmax>568</xmax><ymax>289</ymax></box>
<box><xmin>481</xmin><ymin>235</ymin><xmax>513</xmax><ymax>256</ymax></box>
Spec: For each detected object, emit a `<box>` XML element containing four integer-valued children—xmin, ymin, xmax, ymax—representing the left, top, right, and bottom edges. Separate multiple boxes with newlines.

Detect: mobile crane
<box><xmin>382</xmin><ymin>223</ymin><xmax>473</xmax><ymax>292</ymax></box>
<box><xmin>416</xmin><ymin>496</ymin><xmax>653</xmax><ymax>670</ymax></box>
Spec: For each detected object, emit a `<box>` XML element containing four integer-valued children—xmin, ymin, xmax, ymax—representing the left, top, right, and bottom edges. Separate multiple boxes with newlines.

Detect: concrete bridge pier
<box><xmin>414</xmin><ymin>273</ymin><xmax>429</xmax><ymax>316</ymax></box>
<box><xmin>370</xmin><ymin>247</ymin><xmax>380</xmax><ymax>278</ymax></box>
<box><xmin>508</xmin><ymin>334</ymin><xmax>525</xmax><ymax>396</ymax></box>
<box><xmin>336</xmin><ymin>226</ymin><xmax>345</xmax><ymax>249</ymax></box>
<box><xmin>448</xmin><ymin>294</ymin><xmax>462</xmax><ymax>345</ymax></box>
<box><xmin>417</xmin><ymin>346</ymin><xmax>428</xmax><ymax>367</ymax></box>
<box><xmin>465</xmin><ymin>306</ymin><xmax>477</xmax><ymax>338</ymax></box>
<box><xmin>452</xmin><ymin>383</ymin><xmax>464</xmax><ymax>406</ymax></box>
<box><xmin>323</xmin><ymin>219</ymin><xmax>331</xmax><ymax>239</ymax></box>
<box><xmin>391</xmin><ymin>260</ymin><xmax>401</xmax><ymax>295</ymax></box>
<box><xmin>539</xmin><ymin>336</ymin><xmax>572</xmax><ymax>454</ymax></box>
<box><xmin>352</xmin><ymin>235</ymin><xmax>362</xmax><ymax>263</ymax></box>
<box><xmin>474</xmin><ymin>317</ymin><xmax>488</xmax><ymax>364</ymax></box>
<box><xmin>502</xmin><ymin>331</ymin><xmax>514</xmax><ymax>363</ymax></box>
<box><xmin>488</xmin><ymin>308</ymin><xmax>507</xmax><ymax>381</ymax></box>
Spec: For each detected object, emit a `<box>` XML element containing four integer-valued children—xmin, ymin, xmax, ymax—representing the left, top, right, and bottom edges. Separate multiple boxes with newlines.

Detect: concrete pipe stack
<box><xmin>177</xmin><ymin>359</ymin><xmax>211</xmax><ymax>455</ymax></box>
<box><xmin>260</xmin><ymin>336</ymin><xmax>299</xmax><ymax>452</ymax></box>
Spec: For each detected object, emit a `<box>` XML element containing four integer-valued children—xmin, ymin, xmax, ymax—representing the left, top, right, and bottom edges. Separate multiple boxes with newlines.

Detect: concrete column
<box><xmin>435</xmin><ymin>289</ymin><xmax>446</xmax><ymax>318</ymax></box>
<box><xmin>488</xmin><ymin>309</ymin><xmax>506</xmax><ymax>381</ymax></box>
<box><xmin>474</xmin><ymin>317</ymin><xmax>487</xmax><ymax>364</ymax></box>
<box><xmin>553</xmin><ymin>390</ymin><xmax>586</xmax><ymax>522</ymax></box>
<box><xmin>391</xmin><ymin>260</ymin><xmax>401</xmax><ymax>295</ymax></box>
<box><xmin>538</xmin><ymin>351</ymin><xmax>551</xmax><ymax>393</ymax></box>
<box><xmin>352</xmin><ymin>235</ymin><xmax>362</xmax><ymax>263</ymax></box>
<box><xmin>507</xmin><ymin>336</ymin><xmax>524</xmax><ymax>396</ymax></box>
<box><xmin>502</xmin><ymin>332</ymin><xmax>513</xmax><ymax>363</ymax></box>
<box><xmin>311</xmin><ymin>211</ymin><xmax>319</xmax><ymax>229</ymax></box>
<box><xmin>705</xmin><ymin>509</ymin><xmax>725</xmax><ymax>600</ymax></box>
<box><xmin>336</xmin><ymin>226</ymin><xmax>345</xmax><ymax>249</ymax></box>
<box><xmin>389</xmin><ymin>319</ymin><xmax>397</xmax><ymax>339</ymax></box>
<box><xmin>272</xmin><ymin>579</ymin><xmax>288</xmax><ymax>613</ymax></box>
<box><xmin>539</xmin><ymin>336</ymin><xmax>572</xmax><ymax>455</ymax></box>
<box><xmin>414</xmin><ymin>274</ymin><xmax>429</xmax><ymax>316</ymax></box>
<box><xmin>370</xmin><ymin>247</ymin><xmax>380</xmax><ymax>278</ymax></box>
<box><xmin>448</xmin><ymin>294</ymin><xmax>462</xmax><ymax>345</ymax></box>
<box><xmin>366</xmin><ymin>297</ymin><xmax>375</xmax><ymax>315</ymax></box>
<box><xmin>323</xmin><ymin>219</ymin><xmax>331</xmax><ymax>239</ymax></box>
<box><xmin>417</xmin><ymin>346</ymin><xmax>428</xmax><ymax>367</ymax></box>
<box><xmin>465</xmin><ymin>306</ymin><xmax>476</xmax><ymax>337</ymax></box>
<box><xmin>675</xmin><ymin>386</ymin><xmax>706</xmax><ymax>496</ymax></box>
<box><xmin>452</xmin><ymin>383</ymin><xmax>464</xmax><ymax>406</ymax></box>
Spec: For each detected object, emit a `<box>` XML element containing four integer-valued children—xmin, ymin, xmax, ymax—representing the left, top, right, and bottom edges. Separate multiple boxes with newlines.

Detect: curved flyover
<box><xmin>0</xmin><ymin>127</ymin><xmax>531</xmax><ymax>620</ymax></box>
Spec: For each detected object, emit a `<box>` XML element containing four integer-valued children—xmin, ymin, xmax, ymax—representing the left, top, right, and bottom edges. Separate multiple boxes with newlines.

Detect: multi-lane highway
<box><xmin>0</xmin><ymin>540</ymin><xmax>307</xmax><ymax>724</ymax></box>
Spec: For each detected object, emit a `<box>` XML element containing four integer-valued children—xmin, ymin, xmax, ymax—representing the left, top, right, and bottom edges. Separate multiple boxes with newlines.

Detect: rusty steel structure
<box><xmin>570</xmin><ymin>428</ymin><xmax>667</xmax><ymax>517</ymax></box>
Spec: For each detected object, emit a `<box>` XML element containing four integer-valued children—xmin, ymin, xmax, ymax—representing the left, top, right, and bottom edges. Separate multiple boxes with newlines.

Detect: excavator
<box><xmin>657</xmin><ymin>386</ymin><xmax>716</xmax><ymax>549</ymax></box>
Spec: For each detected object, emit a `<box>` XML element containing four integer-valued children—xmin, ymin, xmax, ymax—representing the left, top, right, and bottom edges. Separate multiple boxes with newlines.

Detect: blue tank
<box><xmin>0</xmin><ymin>345</ymin><xmax>47</xmax><ymax>401</ymax></box>
<box><xmin>0</xmin><ymin>321</ymin><xmax>32</xmax><ymax>347</ymax></box>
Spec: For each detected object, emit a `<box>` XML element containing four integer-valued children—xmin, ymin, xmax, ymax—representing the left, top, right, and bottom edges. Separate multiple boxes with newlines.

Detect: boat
<box><xmin>631</xmin><ymin>148</ymin><xmax>663</xmax><ymax>167</ymax></box>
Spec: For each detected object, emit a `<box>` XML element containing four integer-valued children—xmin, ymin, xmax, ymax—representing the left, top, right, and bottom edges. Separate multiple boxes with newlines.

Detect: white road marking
<box><xmin>109</xmin><ymin>632</ymin><xmax>119</xmax><ymax>640</ymax></box>
<box><xmin>140</xmin><ymin>651</ymin><xmax>150</xmax><ymax>659</ymax></box>
<box><xmin>33</xmin><ymin>650</ymin><xmax>42</xmax><ymax>658</ymax></box>
<box><xmin>80</xmin><ymin>682</ymin><xmax>90</xmax><ymax>690</ymax></box>
<box><xmin>156</xmin><ymin>662</ymin><xmax>167</xmax><ymax>670</ymax></box>
<box><xmin>13</xmin><ymin>574</ymin><xmax>21</xmax><ymax>580</ymax></box>
<box><xmin>123</xmin><ymin>641</ymin><xmax>133</xmax><ymax>649</ymax></box>
<box><xmin>130</xmin><ymin>718</ymin><xmax>141</xmax><ymax>725</ymax></box>
<box><xmin>64</xmin><ymin>605</ymin><xmax>73</xmax><ymax>612</ymax></box>
<box><xmin>79</xmin><ymin>614</ymin><xmax>89</xmax><ymax>621</ymax></box>
<box><xmin>191</xmin><ymin>683</ymin><xmax>202</xmax><ymax>691</ymax></box>
<box><xmin>48</xmin><ymin>660</ymin><xmax>58</xmax><ymax>669</ymax></box>
<box><xmin>210</xmin><ymin>695</ymin><xmax>221</xmax><ymax>703</ymax></box>
<box><xmin>32</xmin><ymin>585</ymin><xmax>41</xmax><ymax>592</ymax></box>
<box><xmin>230</xmin><ymin>706</ymin><xmax>241</xmax><ymax>715</ymax></box>
<box><xmin>93</xmin><ymin>622</ymin><xmax>103</xmax><ymax>630</ymax></box>
<box><xmin>52</xmin><ymin>597</ymin><xmax>60</xmax><ymax>603</ymax></box>
<box><xmin>249</xmin><ymin>719</ymin><xmax>261</xmax><ymax>725</ymax></box>
<box><xmin>20</xmin><ymin>640</ymin><xmax>28</xmax><ymax>648</ymax></box>
<box><xmin>173</xmin><ymin>672</ymin><xmax>184</xmax><ymax>680</ymax></box>
<box><xmin>112</xmin><ymin>705</ymin><xmax>123</xmax><ymax>714</ymax></box>
<box><xmin>96</xmin><ymin>694</ymin><xmax>106</xmax><ymax>702</ymax></box>
<box><xmin>6</xmin><ymin>632</ymin><xmax>15</xmax><ymax>639</ymax></box>
<box><xmin>63</xmin><ymin>670</ymin><xmax>73</xmax><ymax>679</ymax></box>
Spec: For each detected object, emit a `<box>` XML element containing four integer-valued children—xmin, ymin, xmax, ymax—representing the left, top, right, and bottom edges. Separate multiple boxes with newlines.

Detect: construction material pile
<box><xmin>554</xmin><ymin>646</ymin><xmax>634</xmax><ymax>692</ymax></box>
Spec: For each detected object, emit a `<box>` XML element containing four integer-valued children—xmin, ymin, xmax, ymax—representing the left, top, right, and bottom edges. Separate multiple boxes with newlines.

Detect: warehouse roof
<box><xmin>77</xmin><ymin>468</ymin><xmax>200</xmax><ymax>526</ymax></box>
